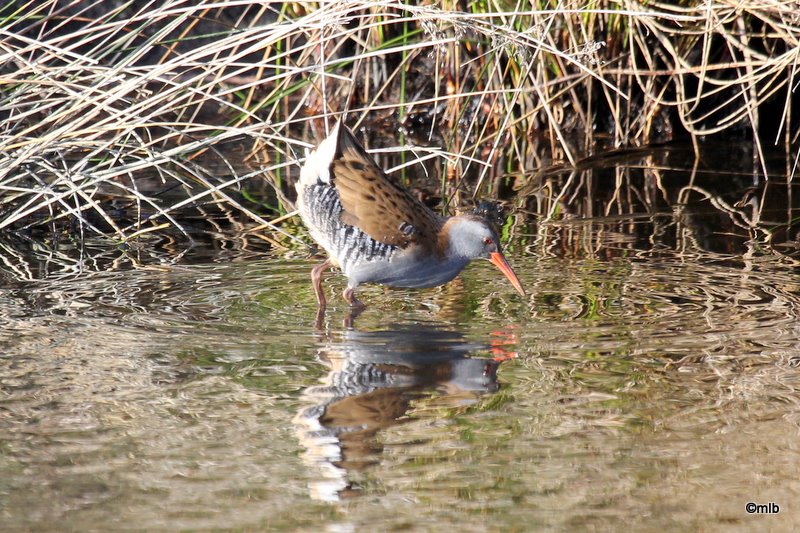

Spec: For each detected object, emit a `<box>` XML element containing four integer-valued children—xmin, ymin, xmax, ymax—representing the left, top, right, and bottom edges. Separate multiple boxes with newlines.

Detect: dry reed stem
<box><xmin>0</xmin><ymin>0</ymin><xmax>796</xmax><ymax>243</ymax></box>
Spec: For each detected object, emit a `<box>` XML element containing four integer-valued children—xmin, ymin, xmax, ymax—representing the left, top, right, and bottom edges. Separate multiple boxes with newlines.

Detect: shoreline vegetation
<box><xmin>0</xmin><ymin>0</ymin><xmax>798</xmax><ymax>255</ymax></box>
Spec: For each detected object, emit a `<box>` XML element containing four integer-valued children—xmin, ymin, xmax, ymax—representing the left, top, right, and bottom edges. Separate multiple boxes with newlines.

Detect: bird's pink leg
<box><xmin>342</xmin><ymin>286</ymin><xmax>365</xmax><ymax>308</ymax></box>
<box><xmin>311</xmin><ymin>259</ymin><xmax>331</xmax><ymax>308</ymax></box>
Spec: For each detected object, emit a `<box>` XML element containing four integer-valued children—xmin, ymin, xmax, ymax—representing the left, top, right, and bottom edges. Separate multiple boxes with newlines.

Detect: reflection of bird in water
<box><xmin>293</xmin><ymin>324</ymin><xmax>517</xmax><ymax>502</ymax></box>
<box><xmin>295</xmin><ymin>120</ymin><xmax>526</xmax><ymax>308</ymax></box>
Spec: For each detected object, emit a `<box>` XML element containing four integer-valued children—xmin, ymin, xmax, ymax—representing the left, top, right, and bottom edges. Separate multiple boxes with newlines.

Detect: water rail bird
<box><xmin>296</xmin><ymin>121</ymin><xmax>526</xmax><ymax>308</ymax></box>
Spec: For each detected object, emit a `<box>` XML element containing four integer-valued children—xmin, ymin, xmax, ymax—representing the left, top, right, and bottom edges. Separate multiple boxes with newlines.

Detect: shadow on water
<box><xmin>294</xmin><ymin>324</ymin><xmax>514</xmax><ymax>501</ymax></box>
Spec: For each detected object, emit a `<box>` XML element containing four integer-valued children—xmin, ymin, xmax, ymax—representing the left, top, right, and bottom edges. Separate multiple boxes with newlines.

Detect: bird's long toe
<box><xmin>342</xmin><ymin>287</ymin><xmax>366</xmax><ymax>309</ymax></box>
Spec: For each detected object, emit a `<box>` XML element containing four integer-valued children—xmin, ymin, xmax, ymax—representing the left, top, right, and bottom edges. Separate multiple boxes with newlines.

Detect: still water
<box><xmin>2</xmin><ymin>160</ymin><xmax>800</xmax><ymax>530</ymax></box>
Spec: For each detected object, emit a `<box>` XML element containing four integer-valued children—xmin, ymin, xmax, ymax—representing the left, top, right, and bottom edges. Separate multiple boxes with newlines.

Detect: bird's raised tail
<box><xmin>298</xmin><ymin>121</ymin><xmax>342</xmax><ymax>188</ymax></box>
<box><xmin>298</xmin><ymin>120</ymin><xmax>384</xmax><ymax>188</ymax></box>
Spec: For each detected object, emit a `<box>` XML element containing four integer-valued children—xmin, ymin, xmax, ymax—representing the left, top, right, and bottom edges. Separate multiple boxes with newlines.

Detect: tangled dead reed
<box><xmin>0</xmin><ymin>0</ymin><xmax>797</xmax><ymax>245</ymax></box>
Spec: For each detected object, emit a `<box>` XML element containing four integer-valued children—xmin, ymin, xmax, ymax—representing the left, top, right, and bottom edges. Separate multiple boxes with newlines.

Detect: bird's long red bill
<box><xmin>489</xmin><ymin>252</ymin><xmax>526</xmax><ymax>296</ymax></box>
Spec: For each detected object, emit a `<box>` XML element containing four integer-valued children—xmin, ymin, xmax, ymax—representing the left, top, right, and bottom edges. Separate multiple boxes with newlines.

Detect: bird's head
<box><xmin>445</xmin><ymin>215</ymin><xmax>526</xmax><ymax>296</ymax></box>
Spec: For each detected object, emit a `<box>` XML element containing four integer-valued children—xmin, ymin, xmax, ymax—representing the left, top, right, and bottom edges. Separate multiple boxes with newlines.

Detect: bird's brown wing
<box><xmin>331</xmin><ymin>125</ymin><xmax>442</xmax><ymax>251</ymax></box>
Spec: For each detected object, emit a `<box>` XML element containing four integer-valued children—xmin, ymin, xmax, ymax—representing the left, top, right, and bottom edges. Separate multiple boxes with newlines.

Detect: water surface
<box><xmin>2</xmin><ymin>153</ymin><xmax>800</xmax><ymax>531</ymax></box>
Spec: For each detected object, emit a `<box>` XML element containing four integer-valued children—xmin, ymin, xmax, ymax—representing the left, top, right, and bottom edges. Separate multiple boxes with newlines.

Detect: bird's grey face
<box><xmin>447</xmin><ymin>216</ymin><xmax>526</xmax><ymax>296</ymax></box>
<box><xmin>449</xmin><ymin>217</ymin><xmax>501</xmax><ymax>260</ymax></box>
<box><xmin>445</xmin><ymin>216</ymin><xmax>525</xmax><ymax>296</ymax></box>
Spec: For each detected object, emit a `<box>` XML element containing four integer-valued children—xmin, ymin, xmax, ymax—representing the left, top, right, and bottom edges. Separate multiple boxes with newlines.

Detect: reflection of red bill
<box><xmin>489</xmin><ymin>348</ymin><xmax>518</xmax><ymax>363</ymax></box>
<box><xmin>489</xmin><ymin>326</ymin><xmax>519</xmax><ymax>363</ymax></box>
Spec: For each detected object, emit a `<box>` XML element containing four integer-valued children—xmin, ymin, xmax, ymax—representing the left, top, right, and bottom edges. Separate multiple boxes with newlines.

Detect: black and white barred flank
<box><xmin>302</xmin><ymin>183</ymin><xmax>396</xmax><ymax>273</ymax></box>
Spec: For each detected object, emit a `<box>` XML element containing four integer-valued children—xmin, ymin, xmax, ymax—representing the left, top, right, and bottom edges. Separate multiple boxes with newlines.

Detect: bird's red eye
<box><xmin>483</xmin><ymin>237</ymin><xmax>493</xmax><ymax>245</ymax></box>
